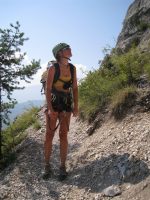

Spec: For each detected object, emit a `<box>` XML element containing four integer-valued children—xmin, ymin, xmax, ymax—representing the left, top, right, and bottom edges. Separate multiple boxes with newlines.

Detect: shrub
<box><xmin>1</xmin><ymin>106</ymin><xmax>40</xmax><ymax>166</ymax></box>
<box><xmin>79</xmin><ymin>46</ymin><xmax>150</xmax><ymax>120</ymax></box>
<box><xmin>111</xmin><ymin>86</ymin><xmax>137</xmax><ymax>119</ymax></box>
<box><xmin>111</xmin><ymin>47</ymin><xmax>145</xmax><ymax>84</ymax></box>
<box><xmin>33</xmin><ymin>120</ymin><xmax>41</xmax><ymax>130</ymax></box>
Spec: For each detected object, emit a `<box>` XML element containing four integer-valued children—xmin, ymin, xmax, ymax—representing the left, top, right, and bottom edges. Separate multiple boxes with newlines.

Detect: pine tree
<box><xmin>0</xmin><ymin>21</ymin><xmax>41</xmax><ymax>159</ymax></box>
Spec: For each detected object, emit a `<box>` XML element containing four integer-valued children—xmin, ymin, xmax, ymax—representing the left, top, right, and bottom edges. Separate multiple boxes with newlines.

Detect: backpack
<box><xmin>40</xmin><ymin>70</ymin><xmax>48</xmax><ymax>94</ymax></box>
<box><xmin>40</xmin><ymin>63</ymin><xmax>74</xmax><ymax>94</ymax></box>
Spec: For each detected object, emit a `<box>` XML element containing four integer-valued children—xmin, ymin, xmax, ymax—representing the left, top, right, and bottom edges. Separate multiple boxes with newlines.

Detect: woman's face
<box><xmin>61</xmin><ymin>47</ymin><xmax>72</xmax><ymax>58</ymax></box>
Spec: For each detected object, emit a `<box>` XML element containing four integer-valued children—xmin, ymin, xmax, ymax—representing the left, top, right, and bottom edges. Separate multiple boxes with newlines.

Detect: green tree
<box><xmin>0</xmin><ymin>22</ymin><xmax>41</xmax><ymax>159</ymax></box>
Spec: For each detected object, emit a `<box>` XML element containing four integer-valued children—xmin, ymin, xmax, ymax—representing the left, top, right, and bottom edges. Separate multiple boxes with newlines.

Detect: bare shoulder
<box><xmin>48</xmin><ymin>65</ymin><xmax>55</xmax><ymax>74</ymax></box>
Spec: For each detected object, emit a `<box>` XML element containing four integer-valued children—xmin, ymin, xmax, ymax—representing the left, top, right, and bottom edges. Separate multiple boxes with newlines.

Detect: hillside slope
<box><xmin>0</xmin><ymin>89</ymin><xmax>150</xmax><ymax>199</ymax></box>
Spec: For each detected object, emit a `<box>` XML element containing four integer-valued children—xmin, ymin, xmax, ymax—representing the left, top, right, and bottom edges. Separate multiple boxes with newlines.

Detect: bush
<box><xmin>1</xmin><ymin>106</ymin><xmax>40</xmax><ymax>166</ymax></box>
<box><xmin>33</xmin><ymin>120</ymin><xmax>41</xmax><ymax>130</ymax></box>
<box><xmin>111</xmin><ymin>86</ymin><xmax>137</xmax><ymax>119</ymax></box>
<box><xmin>79</xmin><ymin>46</ymin><xmax>150</xmax><ymax>120</ymax></box>
<box><xmin>111</xmin><ymin>47</ymin><xmax>147</xmax><ymax>84</ymax></box>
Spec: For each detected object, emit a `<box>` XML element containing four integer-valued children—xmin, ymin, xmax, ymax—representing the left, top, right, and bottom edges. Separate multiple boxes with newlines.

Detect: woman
<box><xmin>43</xmin><ymin>43</ymin><xmax>78</xmax><ymax>180</ymax></box>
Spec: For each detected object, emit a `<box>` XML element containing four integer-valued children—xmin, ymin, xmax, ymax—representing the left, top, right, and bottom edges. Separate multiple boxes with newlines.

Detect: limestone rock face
<box><xmin>116</xmin><ymin>0</ymin><xmax>150</xmax><ymax>51</ymax></box>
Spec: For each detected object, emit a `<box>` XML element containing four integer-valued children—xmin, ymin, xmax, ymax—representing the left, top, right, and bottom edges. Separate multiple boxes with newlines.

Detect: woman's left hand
<box><xmin>73</xmin><ymin>107</ymin><xmax>78</xmax><ymax>117</ymax></box>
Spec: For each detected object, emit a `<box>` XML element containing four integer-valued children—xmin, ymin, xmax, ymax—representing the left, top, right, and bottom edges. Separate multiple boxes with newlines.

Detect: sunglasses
<box><xmin>62</xmin><ymin>46</ymin><xmax>70</xmax><ymax>51</ymax></box>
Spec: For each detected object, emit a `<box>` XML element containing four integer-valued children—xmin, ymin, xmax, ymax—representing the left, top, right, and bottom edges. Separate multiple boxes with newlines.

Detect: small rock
<box><xmin>141</xmin><ymin>182</ymin><xmax>148</xmax><ymax>190</ymax></box>
<box><xmin>94</xmin><ymin>193</ymin><xmax>103</xmax><ymax>200</ymax></box>
<box><xmin>103</xmin><ymin>185</ymin><xmax>121</xmax><ymax>197</ymax></box>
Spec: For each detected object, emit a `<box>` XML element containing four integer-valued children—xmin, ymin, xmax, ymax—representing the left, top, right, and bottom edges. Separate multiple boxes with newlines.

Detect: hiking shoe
<box><xmin>58</xmin><ymin>166</ymin><xmax>68</xmax><ymax>181</ymax></box>
<box><xmin>42</xmin><ymin>164</ymin><xmax>52</xmax><ymax>180</ymax></box>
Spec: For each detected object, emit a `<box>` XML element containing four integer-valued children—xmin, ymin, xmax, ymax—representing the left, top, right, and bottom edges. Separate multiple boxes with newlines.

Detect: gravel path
<box><xmin>0</xmin><ymin>107</ymin><xmax>150</xmax><ymax>200</ymax></box>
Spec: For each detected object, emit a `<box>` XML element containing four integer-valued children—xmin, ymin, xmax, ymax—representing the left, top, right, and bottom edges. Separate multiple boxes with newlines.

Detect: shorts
<box><xmin>51</xmin><ymin>91</ymin><xmax>73</xmax><ymax>112</ymax></box>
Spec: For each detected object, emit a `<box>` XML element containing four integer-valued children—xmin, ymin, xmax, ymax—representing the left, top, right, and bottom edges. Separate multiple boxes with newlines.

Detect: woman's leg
<box><xmin>58</xmin><ymin>112</ymin><xmax>71</xmax><ymax>168</ymax></box>
<box><xmin>44</xmin><ymin>111</ymin><xmax>58</xmax><ymax>165</ymax></box>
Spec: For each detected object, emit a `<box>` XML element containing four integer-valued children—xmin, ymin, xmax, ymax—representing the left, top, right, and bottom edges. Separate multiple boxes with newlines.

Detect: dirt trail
<box><xmin>0</xmin><ymin>107</ymin><xmax>150</xmax><ymax>200</ymax></box>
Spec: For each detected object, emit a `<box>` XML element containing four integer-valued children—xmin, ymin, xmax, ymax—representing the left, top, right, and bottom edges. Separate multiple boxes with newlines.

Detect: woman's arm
<box><xmin>46</xmin><ymin>66</ymin><xmax>55</xmax><ymax>112</ymax></box>
<box><xmin>72</xmin><ymin>66</ymin><xmax>78</xmax><ymax>116</ymax></box>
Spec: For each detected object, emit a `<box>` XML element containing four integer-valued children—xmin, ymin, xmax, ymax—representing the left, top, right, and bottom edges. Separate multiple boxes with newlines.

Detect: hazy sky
<box><xmin>1</xmin><ymin>0</ymin><xmax>134</xmax><ymax>102</ymax></box>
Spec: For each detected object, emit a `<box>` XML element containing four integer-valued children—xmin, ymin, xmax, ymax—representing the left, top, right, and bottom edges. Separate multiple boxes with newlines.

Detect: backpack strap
<box><xmin>53</xmin><ymin>63</ymin><xmax>74</xmax><ymax>84</ymax></box>
<box><xmin>53</xmin><ymin>63</ymin><xmax>60</xmax><ymax>83</ymax></box>
<box><xmin>69</xmin><ymin>63</ymin><xmax>74</xmax><ymax>83</ymax></box>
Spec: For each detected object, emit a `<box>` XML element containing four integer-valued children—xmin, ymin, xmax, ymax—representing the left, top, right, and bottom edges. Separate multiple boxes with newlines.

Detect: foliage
<box><xmin>79</xmin><ymin>70</ymin><xmax>120</xmax><ymax>119</ymax></box>
<box><xmin>142</xmin><ymin>51</ymin><xmax>150</xmax><ymax>79</ymax></box>
<box><xmin>0</xmin><ymin>21</ymin><xmax>41</xmax><ymax>159</ymax></box>
<box><xmin>0</xmin><ymin>21</ymin><xmax>41</xmax><ymax>126</ymax></box>
<box><xmin>111</xmin><ymin>47</ymin><xmax>149</xmax><ymax>84</ymax></box>
<box><xmin>0</xmin><ymin>106</ymin><xmax>40</xmax><ymax>168</ymax></box>
<box><xmin>111</xmin><ymin>86</ymin><xmax>137</xmax><ymax>119</ymax></box>
<box><xmin>33</xmin><ymin>120</ymin><xmax>41</xmax><ymax>130</ymax></box>
<box><xmin>79</xmin><ymin>46</ymin><xmax>150</xmax><ymax>120</ymax></box>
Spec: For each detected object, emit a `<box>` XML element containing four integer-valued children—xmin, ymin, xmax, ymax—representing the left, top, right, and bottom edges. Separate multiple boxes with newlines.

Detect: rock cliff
<box><xmin>116</xmin><ymin>0</ymin><xmax>150</xmax><ymax>51</ymax></box>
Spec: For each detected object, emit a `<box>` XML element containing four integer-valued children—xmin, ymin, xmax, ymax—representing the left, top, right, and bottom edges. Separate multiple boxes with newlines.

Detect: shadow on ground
<box><xmin>0</xmin><ymin>137</ymin><xmax>81</xmax><ymax>200</ymax></box>
<box><xmin>66</xmin><ymin>153</ymin><xmax>150</xmax><ymax>193</ymax></box>
<box><xmin>0</xmin><ymin>138</ymin><xmax>149</xmax><ymax>199</ymax></box>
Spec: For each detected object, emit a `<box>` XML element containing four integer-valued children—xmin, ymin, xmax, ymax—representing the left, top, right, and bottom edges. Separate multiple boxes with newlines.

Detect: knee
<box><xmin>59</xmin><ymin>130</ymin><xmax>68</xmax><ymax>141</ymax></box>
<box><xmin>59</xmin><ymin>123</ymin><xmax>69</xmax><ymax>133</ymax></box>
<box><xmin>45</xmin><ymin>132</ymin><xmax>54</xmax><ymax>143</ymax></box>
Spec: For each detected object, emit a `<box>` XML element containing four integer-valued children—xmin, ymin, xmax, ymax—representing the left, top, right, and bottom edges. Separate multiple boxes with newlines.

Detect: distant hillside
<box><xmin>9</xmin><ymin>100</ymin><xmax>44</xmax><ymax>121</ymax></box>
<box><xmin>12</xmin><ymin>85</ymin><xmax>44</xmax><ymax>103</ymax></box>
<box><xmin>2</xmin><ymin>100</ymin><xmax>44</xmax><ymax>129</ymax></box>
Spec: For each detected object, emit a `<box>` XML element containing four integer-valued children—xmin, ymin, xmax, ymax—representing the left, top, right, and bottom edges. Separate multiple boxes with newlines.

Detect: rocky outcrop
<box><xmin>116</xmin><ymin>0</ymin><xmax>150</xmax><ymax>51</ymax></box>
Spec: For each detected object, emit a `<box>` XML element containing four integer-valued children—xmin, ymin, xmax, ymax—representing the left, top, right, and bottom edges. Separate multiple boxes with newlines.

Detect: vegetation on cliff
<box><xmin>79</xmin><ymin>45</ymin><xmax>150</xmax><ymax>120</ymax></box>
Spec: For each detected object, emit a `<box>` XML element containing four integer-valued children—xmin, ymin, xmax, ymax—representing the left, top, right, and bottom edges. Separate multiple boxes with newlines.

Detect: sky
<box><xmin>1</xmin><ymin>0</ymin><xmax>134</xmax><ymax>102</ymax></box>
